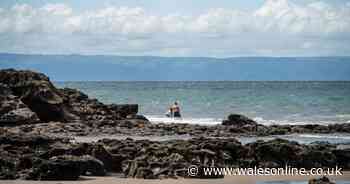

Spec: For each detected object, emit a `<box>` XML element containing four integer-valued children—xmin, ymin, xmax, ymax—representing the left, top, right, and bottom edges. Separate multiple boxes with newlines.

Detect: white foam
<box><xmin>253</xmin><ymin>117</ymin><xmax>344</xmax><ymax>126</ymax></box>
<box><xmin>252</xmin><ymin>117</ymin><xmax>309</xmax><ymax>126</ymax></box>
<box><xmin>146</xmin><ymin>115</ymin><xmax>221</xmax><ymax>126</ymax></box>
<box><xmin>147</xmin><ymin>115</ymin><xmax>348</xmax><ymax>126</ymax></box>
<box><xmin>336</xmin><ymin>114</ymin><xmax>350</xmax><ymax>118</ymax></box>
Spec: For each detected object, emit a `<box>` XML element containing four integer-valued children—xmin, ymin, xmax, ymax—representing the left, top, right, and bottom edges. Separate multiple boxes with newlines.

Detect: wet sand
<box><xmin>1</xmin><ymin>172</ymin><xmax>350</xmax><ymax>184</ymax></box>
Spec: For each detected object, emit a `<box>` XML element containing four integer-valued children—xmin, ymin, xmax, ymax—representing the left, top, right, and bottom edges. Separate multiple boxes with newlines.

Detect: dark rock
<box><xmin>90</xmin><ymin>144</ymin><xmax>113</xmax><ymax>172</ymax></box>
<box><xmin>110</xmin><ymin>154</ymin><xmax>127</xmax><ymax>172</ymax></box>
<box><xmin>119</xmin><ymin>119</ymin><xmax>149</xmax><ymax>129</ymax></box>
<box><xmin>127</xmin><ymin>114</ymin><xmax>149</xmax><ymax>121</ymax></box>
<box><xmin>110</xmin><ymin>104</ymin><xmax>138</xmax><ymax>118</ymax></box>
<box><xmin>40</xmin><ymin>142</ymin><xmax>91</xmax><ymax>159</ymax></box>
<box><xmin>328</xmin><ymin>123</ymin><xmax>350</xmax><ymax>133</ymax></box>
<box><xmin>247</xmin><ymin>139</ymin><xmax>303</xmax><ymax>167</ymax></box>
<box><xmin>298</xmin><ymin>144</ymin><xmax>337</xmax><ymax>169</ymax></box>
<box><xmin>0</xmin><ymin>157</ymin><xmax>17</xmax><ymax>179</ymax></box>
<box><xmin>0</xmin><ymin>108</ymin><xmax>39</xmax><ymax>125</ymax></box>
<box><xmin>17</xmin><ymin>156</ymin><xmax>34</xmax><ymax>171</ymax></box>
<box><xmin>0</xmin><ymin>85</ymin><xmax>39</xmax><ymax>126</ymax></box>
<box><xmin>0</xmin><ymin>69</ymin><xmax>75</xmax><ymax>122</ymax></box>
<box><xmin>134</xmin><ymin>167</ymin><xmax>156</xmax><ymax>179</ymax></box>
<box><xmin>51</xmin><ymin>155</ymin><xmax>106</xmax><ymax>176</ymax></box>
<box><xmin>0</xmin><ymin>83</ymin><xmax>12</xmax><ymax>96</ymax></box>
<box><xmin>60</xmin><ymin>88</ymin><xmax>88</xmax><ymax>101</ymax></box>
<box><xmin>333</xmin><ymin>148</ymin><xmax>350</xmax><ymax>169</ymax></box>
<box><xmin>0</xmin><ymin>69</ymin><xmax>144</xmax><ymax>125</ymax></box>
<box><xmin>26</xmin><ymin>158</ymin><xmax>81</xmax><ymax>180</ymax></box>
<box><xmin>267</xmin><ymin>126</ymin><xmax>290</xmax><ymax>135</ymax></box>
<box><xmin>222</xmin><ymin>114</ymin><xmax>258</xmax><ymax>128</ymax></box>
<box><xmin>0</xmin><ymin>133</ymin><xmax>64</xmax><ymax>148</ymax></box>
<box><xmin>309</xmin><ymin>176</ymin><xmax>335</xmax><ymax>184</ymax></box>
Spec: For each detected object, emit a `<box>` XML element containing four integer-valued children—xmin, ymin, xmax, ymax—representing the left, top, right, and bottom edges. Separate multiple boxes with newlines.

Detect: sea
<box><xmin>55</xmin><ymin>81</ymin><xmax>350</xmax><ymax>126</ymax></box>
<box><xmin>55</xmin><ymin>81</ymin><xmax>350</xmax><ymax>145</ymax></box>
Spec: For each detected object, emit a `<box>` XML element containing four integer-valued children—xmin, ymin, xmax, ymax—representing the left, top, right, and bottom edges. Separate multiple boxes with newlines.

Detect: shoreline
<box><xmin>1</xmin><ymin>69</ymin><xmax>350</xmax><ymax>182</ymax></box>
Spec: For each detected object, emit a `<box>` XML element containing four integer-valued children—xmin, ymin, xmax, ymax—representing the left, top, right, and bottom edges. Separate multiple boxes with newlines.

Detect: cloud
<box><xmin>254</xmin><ymin>0</ymin><xmax>350</xmax><ymax>35</ymax></box>
<box><xmin>0</xmin><ymin>1</ymin><xmax>349</xmax><ymax>56</ymax></box>
<box><xmin>41</xmin><ymin>3</ymin><xmax>72</xmax><ymax>16</ymax></box>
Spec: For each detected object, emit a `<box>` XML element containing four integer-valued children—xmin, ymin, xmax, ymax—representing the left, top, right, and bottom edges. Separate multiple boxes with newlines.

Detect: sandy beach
<box><xmin>1</xmin><ymin>172</ymin><xmax>350</xmax><ymax>184</ymax></box>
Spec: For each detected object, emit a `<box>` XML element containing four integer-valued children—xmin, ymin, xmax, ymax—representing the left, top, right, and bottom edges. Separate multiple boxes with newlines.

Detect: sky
<box><xmin>0</xmin><ymin>0</ymin><xmax>350</xmax><ymax>57</ymax></box>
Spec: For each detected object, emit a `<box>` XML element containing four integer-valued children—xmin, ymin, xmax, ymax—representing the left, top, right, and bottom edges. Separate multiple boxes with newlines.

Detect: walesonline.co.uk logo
<box><xmin>187</xmin><ymin>165</ymin><xmax>343</xmax><ymax>177</ymax></box>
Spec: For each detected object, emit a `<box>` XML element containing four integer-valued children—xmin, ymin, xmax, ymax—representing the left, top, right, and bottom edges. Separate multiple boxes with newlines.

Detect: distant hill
<box><xmin>0</xmin><ymin>53</ymin><xmax>349</xmax><ymax>81</ymax></box>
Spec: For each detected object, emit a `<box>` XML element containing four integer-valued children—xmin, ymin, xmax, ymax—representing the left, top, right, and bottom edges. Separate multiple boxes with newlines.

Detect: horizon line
<box><xmin>1</xmin><ymin>52</ymin><xmax>350</xmax><ymax>59</ymax></box>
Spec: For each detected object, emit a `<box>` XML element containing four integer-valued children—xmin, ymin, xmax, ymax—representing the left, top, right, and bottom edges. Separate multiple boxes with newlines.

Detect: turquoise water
<box><xmin>55</xmin><ymin>81</ymin><xmax>350</xmax><ymax>125</ymax></box>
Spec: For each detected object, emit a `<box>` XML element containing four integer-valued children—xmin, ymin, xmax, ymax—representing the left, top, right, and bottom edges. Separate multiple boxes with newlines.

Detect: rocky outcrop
<box><xmin>222</xmin><ymin>114</ymin><xmax>258</xmax><ymax>126</ymax></box>
<box><xmin>99</xmin><ymin>138</ymin><xmax>347</xmax><ymax>179</ymax></box>
<box><xmin>221</xmin><ymin>114</ymin><xmax>258</xmax><ymax>133</ymax></box>
<box><xmin>333</xmin><ymin>148</ymin><xmax>350</xmax><ymax>169</ymax></box>
<box><xmin>0</xmin><ymin>84</ymin><xmax>39</xmax><ymax>125</ymax></box>
<box><xmin>1</xmin><ymin>131</ymin><xmax>350</xmax><ymax>180</ymax></box>
<box><xmin>60</xmin><ymin>87</ymin><xmax>138</xmax><ymax>121</ymax></box>
<box><xmin>309</xmin><ymin>176</ymin><xmax>335</xmax><ymax>184</ymax></box>
<box><xmin>0</xmin><ymin>69</ymin><xmax>73</xmax><ymax>122</ymax></box>
<box><xmin>0</xmin><ymin>107</ymin><xmax>39</xmax><ymax>125</ymax></box>
<box><xmin>101</xmin><ymin>137</ymin><xmax>245</xmax><ymax>179</ymax></box>
<box><xmin>246</xmin><ymin>139</ymin><xmax>303</xmax><ymax>167</ymax></box>
<box><xmin>25</xmin><ymin>158</ymin><xmax>81</xmax><ymax>180</ymax></box>
<box><xmin>0</xmin><ymin>69</ymin><xmax>141</xmax><ymax>125</ymax></box>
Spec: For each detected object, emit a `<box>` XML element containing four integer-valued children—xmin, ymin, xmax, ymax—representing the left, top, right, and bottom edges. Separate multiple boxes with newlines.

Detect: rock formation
<box><xmin>0</xmin><ymin>69</ymin><xmax>140</xmax><ymax>125</ymax></box>
<box><xmin>1</xmin><ymin>132</ymin><xmax>349</xmax><ymax>180</ymax></box>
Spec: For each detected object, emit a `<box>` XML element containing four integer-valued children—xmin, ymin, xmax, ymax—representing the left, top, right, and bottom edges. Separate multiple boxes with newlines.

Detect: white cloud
<box><xmin>254</xmin><ymin>0</ymin><xmax>350</xmax><ymax>35</ymax></box>
<box><xmin>301</xmin><ymin>42</ymin><xmax>313</xmax><ymax>49</ymax></box>
<box><xmin>41</xmin><ymin>3</ymin><xmax>72</xmax><ymax>16</ymax></box>
<box><xmin>0</xmin><ymin>1</ymin><xmax>349</xmax><ymax>56</ymax></box>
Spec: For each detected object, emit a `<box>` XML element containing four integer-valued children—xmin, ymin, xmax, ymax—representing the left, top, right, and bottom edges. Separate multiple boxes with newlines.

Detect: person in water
<box><xmin>167</xmin><ymin>101</ymin><xmax>181</xmax><ymax>118</ymax></box>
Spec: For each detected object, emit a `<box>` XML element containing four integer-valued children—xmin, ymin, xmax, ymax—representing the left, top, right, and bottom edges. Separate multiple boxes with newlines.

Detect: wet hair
<box><xmin>174</xmin><ymin>101</ymin><xmax>178</xmax><ymax>105</ymax></box>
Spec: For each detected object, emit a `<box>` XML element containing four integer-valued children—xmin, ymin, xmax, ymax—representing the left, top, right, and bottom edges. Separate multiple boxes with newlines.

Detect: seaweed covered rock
<box><xmin>0</xmin><ymin>83</ymin><xmax>39</xmax><ymax>125</ymax></box>
<box><xmin>60</xmin><ymin>87</ymin><xmax>138</xmax><ymax>121</ymax></box>
<box><xmin>98</xmin><ymin>137</ymin><xmax>245</xmax><ymax>179</ymax></box>
<box><xmin>0</xmin><ymin>69</ymin><xmax>141</xmax><ymax>125</ymax></box>
<box><xmin>1</xmin><ymin>130</ymin><xmax>350</xmax><ymax>180</ymax></box>
<box><xmin>90</xmin><ymin>144</ymin><xmax>114</xmax><ymax>172</ymax></box>
<box><xmin>25</xmin><ymin>158</ymin><xmax>81</xmax><ymax>180</ymax></box>
<box><xmin>332</xmin><ymin>148</ymin><xmax>350</xmax><ymax>169</ymax></box>
<box><xmin>298</xmin><ymin>144</ymin><xmax>337</xmax><ymax>169</ymax></box>
<box><xmin>0</xmin><ymin>157</ymin><xmax>17</xmax><ymax>179</ymax></box>
<box><xmin>0</xmin><ymin>107</ymin><xmax>39</xmax><ymax>126</ymax></box>
<box><xmin>0</xmin><ymin>69</ymin><xmax>75</xmax><ymax>122</ymax></box>
<box><xmin>222</xmin><ymin>114</ymin><xmax>258</xmax><ymax>128</ymax></box>
<box><xmin>246</xmin><ymin>139</ymin><xmax>303</xmax><ymax>167</ymax></box>
<box><xmin>50</xmin><ymin>155</ymin><xmax>106</xmax><ymax>176</ymax></box>
<box><xmin>309</xmin><ymin>176</ymin><xmax>335</xmax><ymax>184</ymax></box>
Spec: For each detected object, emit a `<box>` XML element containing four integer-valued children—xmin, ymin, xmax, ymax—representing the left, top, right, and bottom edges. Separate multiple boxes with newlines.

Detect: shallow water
<box><xmin>55</xmin><ymin>81</ymin><xmax>350</xmax><ymax>126</ymax></box>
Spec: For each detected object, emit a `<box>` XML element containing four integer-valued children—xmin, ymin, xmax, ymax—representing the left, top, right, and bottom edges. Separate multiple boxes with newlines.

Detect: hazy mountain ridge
<box><xmin>1</xmin><ymin>53</ymin><xmax>349</xmax><ymax>81</ymax></box>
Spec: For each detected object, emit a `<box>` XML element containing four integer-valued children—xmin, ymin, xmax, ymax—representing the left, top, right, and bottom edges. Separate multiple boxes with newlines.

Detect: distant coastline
<box><xmin>1</xmin><ymin>53</ymin><xmax>350</xmax><ymax>81</ymax></box>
